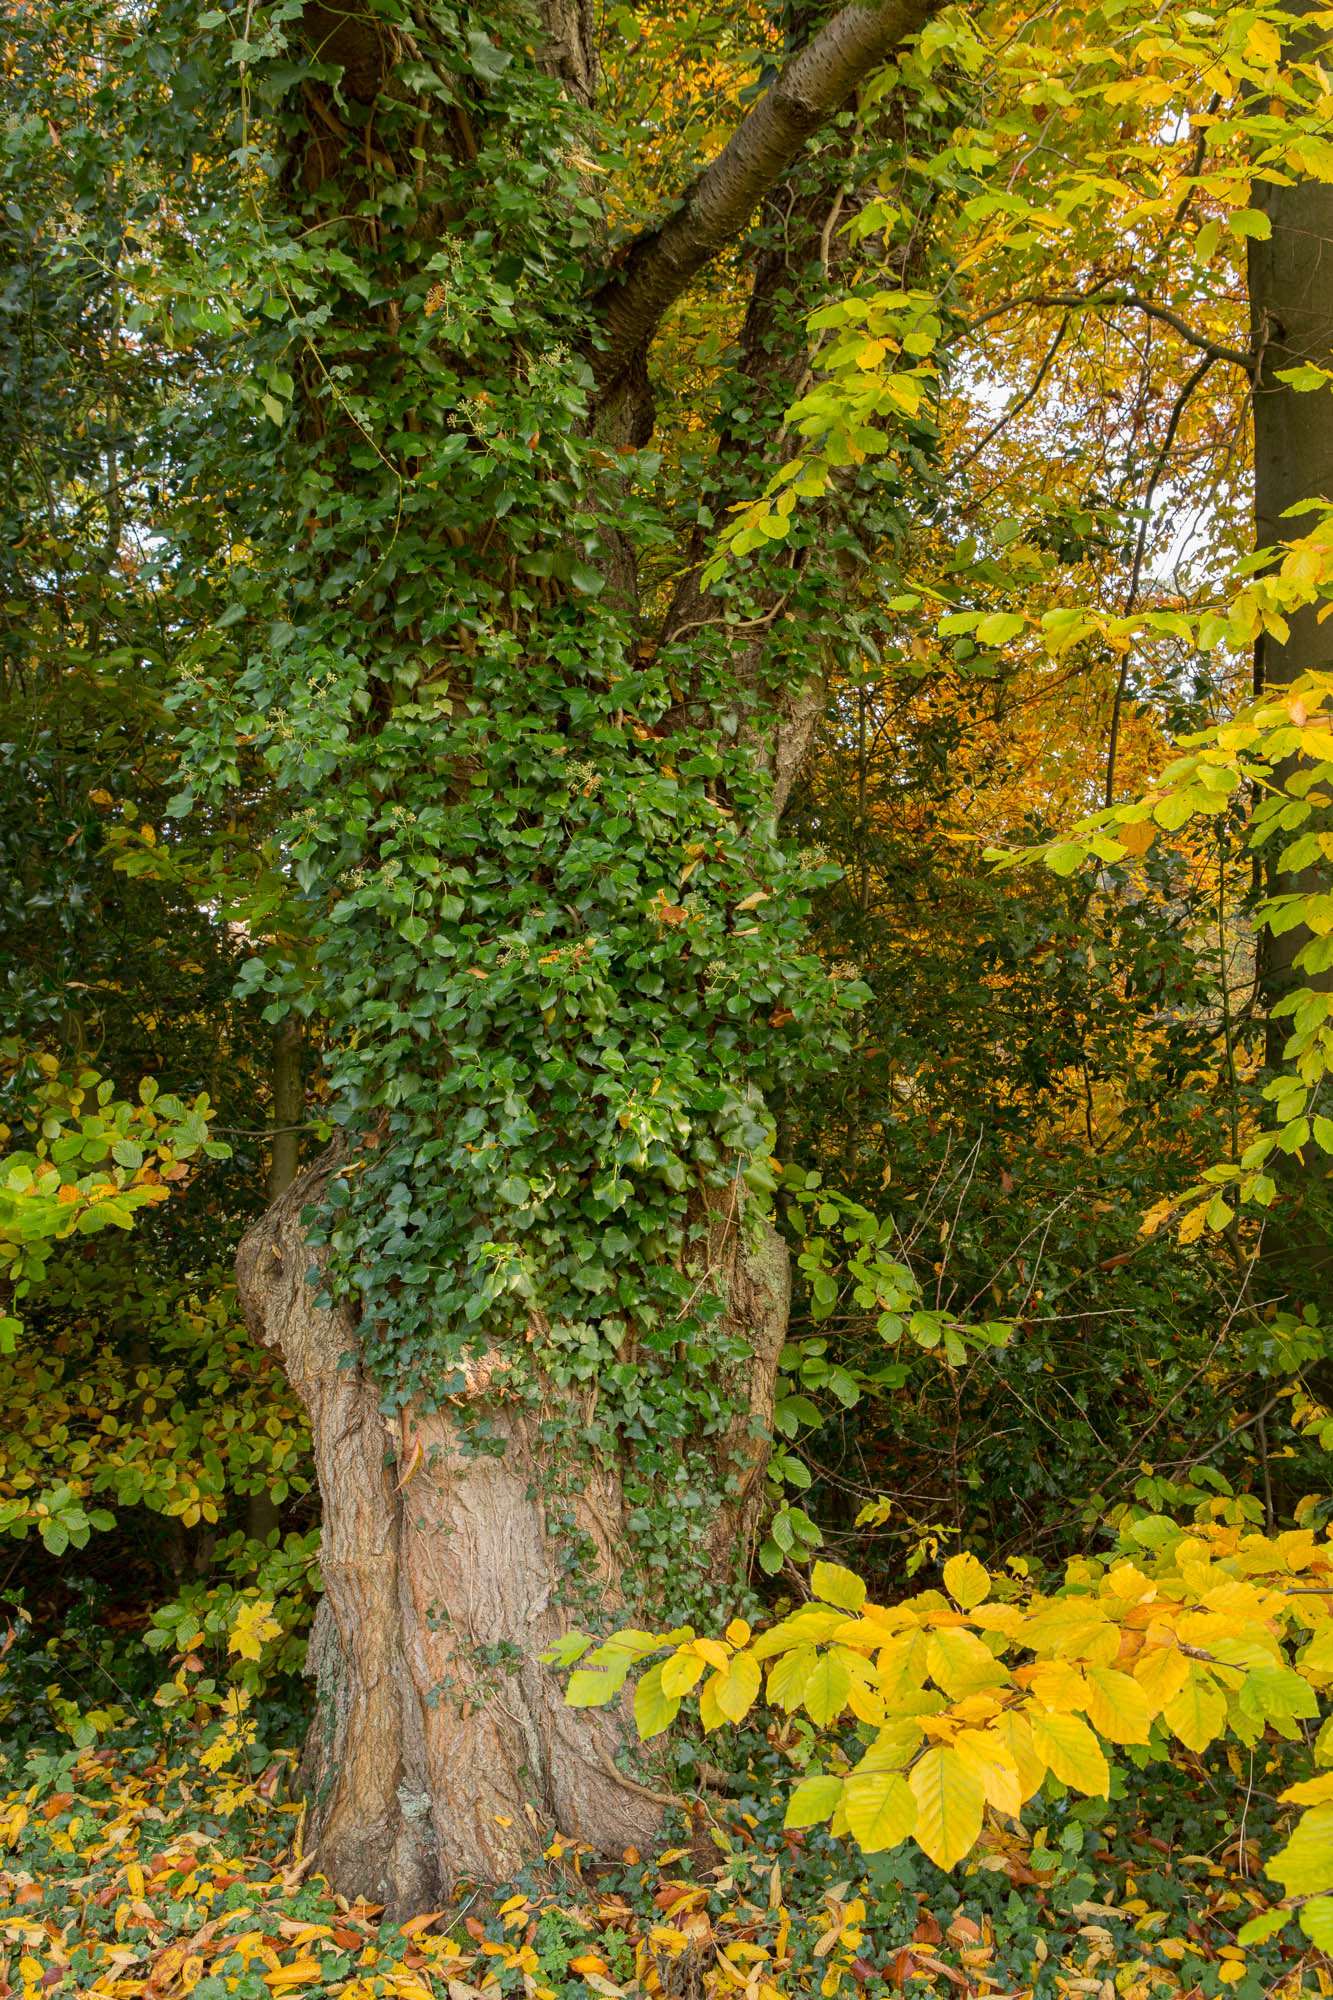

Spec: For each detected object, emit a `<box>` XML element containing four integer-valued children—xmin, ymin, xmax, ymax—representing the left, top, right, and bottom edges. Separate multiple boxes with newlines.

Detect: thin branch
<box><xmin>953</xmin><ymin>311</ymin><xmax>1072</xmax><ymax>475</ymax></box>
<box><xmin>1105</xmin><ymin>349</ymin><xmax>1219</xmax><ymax>806</ymax></box>
<box><xmin>1164</xmin><ymin>1389</ymin><xmax>1285</xmax><ymax>1475</ymax></box>
<box><xmin>589</xmin><ymin>0</ymin><xmax>944</xmax><ymax>389</ymax></box>
<box><xmin>970</xmin><ymin>287</ymin><xmax>1255</xmax><ymax>377</ymax></box>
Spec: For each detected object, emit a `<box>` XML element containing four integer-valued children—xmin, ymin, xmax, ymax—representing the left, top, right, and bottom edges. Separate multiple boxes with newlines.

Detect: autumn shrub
<box><xmin>561</xmin><ymin>1515</ymin><xmax>1333</xmax><ymax>1958</ymax></box>
<box><xmin>0</xmin><ymin>1270</ymin><xmax>317</xmax><ymax>1762</ymax></box>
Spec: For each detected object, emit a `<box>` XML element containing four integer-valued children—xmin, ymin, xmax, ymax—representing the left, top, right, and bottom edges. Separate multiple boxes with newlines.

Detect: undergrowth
<box><xmin>0</xmin><ymin>1712</ymin><xmax>1328</xmax><ymax>2000</ymax></box>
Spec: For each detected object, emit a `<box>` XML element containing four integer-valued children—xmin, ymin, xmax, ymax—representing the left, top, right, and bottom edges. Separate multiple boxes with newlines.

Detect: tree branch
<box><xmin>590</xmin><ymin>0</ymin><xmax>943</xmax><ymax>392</ymax></box>
<box><xmin>970</xmin><ymin>287</ymin><xmax>1255</xmax><ymax>376</ymax></box>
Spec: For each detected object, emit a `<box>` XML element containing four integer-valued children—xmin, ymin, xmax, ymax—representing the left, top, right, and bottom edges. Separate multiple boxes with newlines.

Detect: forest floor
<box><xmin>0</xmin><ymin>1735</ymin><xmax>1327</xmax><ymax>2000</ymax></box>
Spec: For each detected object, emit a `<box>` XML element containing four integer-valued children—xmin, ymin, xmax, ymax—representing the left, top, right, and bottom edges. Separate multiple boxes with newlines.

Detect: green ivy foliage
<box><xmin>127</xmin><ymin>0</ymin><xmax>944</xmax><ymax>1511</ymax></box>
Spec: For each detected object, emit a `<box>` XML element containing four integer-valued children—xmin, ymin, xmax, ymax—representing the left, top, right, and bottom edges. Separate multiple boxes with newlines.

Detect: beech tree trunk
<box><xmin>237</xmin><ymin>1154</ymin><xmax>789</xmax><ymax>1905</ymax></box>
<box><xmin>1248</xmin><ymin>0</ymin><xmax>1333</xmax><ymax>1315</ymax></box>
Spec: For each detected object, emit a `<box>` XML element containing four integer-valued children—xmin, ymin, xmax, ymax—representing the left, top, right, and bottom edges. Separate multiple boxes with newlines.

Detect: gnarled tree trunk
<box><xmin>237</xmin><ymin>1152</ymin><xmax>789</xmax><ymax>1904</ymax></box>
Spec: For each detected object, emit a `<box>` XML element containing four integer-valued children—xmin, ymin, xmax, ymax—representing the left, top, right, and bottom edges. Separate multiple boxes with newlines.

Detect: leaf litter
<box><xmin>0</xmin><ymin>1737</ymin><xmax>1328</xmax><ymax>2000</ymax></box>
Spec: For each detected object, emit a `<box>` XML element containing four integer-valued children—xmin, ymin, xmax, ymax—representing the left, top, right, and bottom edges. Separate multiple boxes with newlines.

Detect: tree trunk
<box><xmin>267</xmin><ymin>1014</ymin><xmax>305</xmax><ymax>1205</ymax></box>
<box><xmin>237</xmin><ymin>1152</ymin><xmax>789</xmax><ymax>1906</ymax></box>
<box><xmin>217</xmin><ymin>0</ymin><xmax>935</xmax><ymax>1908</ymax></box>
<box><xmin>1248</xmin><ymin>0</ymin><xmax>1333</xmax><ymax>1313</ymax></box>
<box><xmin>247</xmin><ymin>1017</ymin><xmax>308</xmax><ymax>1549</ymax></box>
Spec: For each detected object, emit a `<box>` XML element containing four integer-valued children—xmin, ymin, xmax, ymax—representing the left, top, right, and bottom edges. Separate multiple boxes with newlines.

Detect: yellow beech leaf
<box><xmin>698</xmin><ymin>1671</ymin><xmax>727</xmax><ymax>1734</ymax></box>
<box><xmin>634</xmin><ymin>1663</ymin><xmax>680</xmax><ymax>1740</ymax></box>
<box><xmin>1083</xmin><ymin>1666</ymin><xmax>1152</xmax><ymax>1745</ymax></box>
<box><xmin>845</xmin><ymin>1675</ymin><xmax>886</xmax><ymax>1727</ymax></box>
<box><xmin>661</xmin><ymin>1651</ymin><xmax>705</xmax><ymax>1698</ymax></box>
<box><xmin>1029</xmin><ymin>1709</ymin><xmax>1110</xmax><ymax>1796</ymax></box>
<box><xmin>1133</xmin><ymin>1644</ymin><xmax>1190</xmax><ymax>1710</ymax></box>
<box><xmin>784</xmin><ymin>1772</ymin><xmax>843</xmax><ymax>1830</ymax></box>
<box><xmin>909</xmin><ymin>1745</ymin><xmax>984</xmax><ymax>1870</ymax></box>
<box><xmin>1025</xmin><ymin>1660</ymin><xmax>1087</xmax><ymax>1714</ymax></box>
<box><xmin>711</xmin><ymin>1649</ymin><xmax>761</xmax><ymax>1724</ymax></box>
<box><xmin>1281</xmin><ymin>1772</ymin><xmax>1333</xmax><ymax>1805</ymax></box>
<box><xmin>952</xmin><ymin>1728</ymin><xmax>1023</xmax><ymax>1819</ymax></box>
<box><xmin>1299</xmin><ymin>1895</ymin><xmax>1333</xmax><ymax>1952</ymax></box>
<box><xmin>803</xmin><ymin>1650</ymin><xmax>854</xmax><ymax>1726</ymax></box>
<box><xmin>832</xmin><ymin>1617</ymin><xmax>902</xmax><ymax>1649</ymax></box>
<box><xmin>971</xmin><ymin>1603</ymin><xmax>1027</xmax><ymax>1639</ymax></box>
<box><xmin>990</xmin><ymin>1708</ymin><xmax>1046</xmax><ymax>1802</ymax></box>
<box><xmin>1163</xmin><ymin>1667</ymin><xmax>1227</xmax><ymax>1754</ymax></box>
<box><xmin>927</xmin><ymin>1626</ymin><xmax>1010</xmax><ymax>1696</ymax></box>
<box><xmin>811</xmin><ymin>1561</ymin><xmax>867</xmax><ymax>1613</ymax></box>
<box><xmin>725</xmin><ymin>1619</ymin><xmax>751</xmax><ymax>1648</ymax></box>
<box><xmin>943</xmin><ymin>1552</ymin><xmax>990</xmax><ymax>1610</ymax></box>
<box><xmin>842</xmin><ymin>1770</ymin><xmax>916</xmax><ymax>1852</ymax></box>
<box><xmin>692</xmin><ymin>1639</ymin><xmax>730</xmax><ymax>1672</ymax></box>
<box><xmin>1267</xmin><ymin>1804</ymin><xmax>1333</xmax><ymax>1898</ymax></box>
<box><xmin>877</xmin><ymin>1628</ymin><xmax>931</xmax><ymax>1701</ymax></box>
<box><xmin>1246</xmin><ymin>17</ymin><xmax>1281</xmax><ymax>63</ymax></box>
<box><xmin>751</xmin><ymin>1607</ymin><xmax>848</xmax><ymax>1656</ymax></box>
<box><xmin>768</xmin><ymin>1643</ymin><xmax>818</xmax><ymax>1713</ymax></box>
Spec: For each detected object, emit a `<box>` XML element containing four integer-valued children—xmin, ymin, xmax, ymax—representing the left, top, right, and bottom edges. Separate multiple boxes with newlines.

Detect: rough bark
<box><xmin>246</xmin><ymin>1017</ymin><xmax>308</xmax><ymax>1549</ymax></box>
<box><xmin>267</xmin><ymin>1015</ymin><xmax>305</xmax><ymax>1205</ymax></box>
<box><xmin>237</xmin><ymin>1152</ymin><xmax>789</xmax><ymax>1906</ymax></box>
<box><xmin>1248</xmin><ymin>0</ymin><xmax>1333</xmax><ymax>1313</ymax></box>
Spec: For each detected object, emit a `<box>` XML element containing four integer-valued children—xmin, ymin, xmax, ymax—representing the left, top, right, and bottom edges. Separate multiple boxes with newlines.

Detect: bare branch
<box><xmin>970</xmin><ymin>286</ymin><xmax>1255</xmax><ymax>376</ymax></box>
<box><xmin>590</xmin><ymin>0</ymin><xmax>944</xmax><ymax>393</ymax></box>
